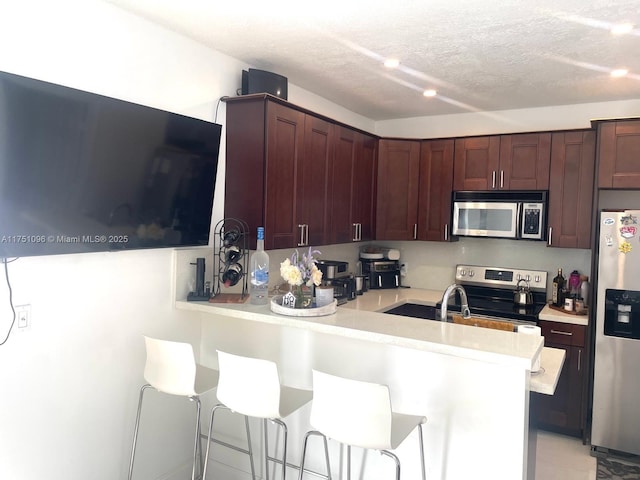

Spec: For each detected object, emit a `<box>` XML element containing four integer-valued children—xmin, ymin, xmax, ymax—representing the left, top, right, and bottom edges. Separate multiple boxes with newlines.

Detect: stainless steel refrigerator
<box><xmin>591</xmin><ymin>210</ymin><xmax>640</xmax><ymax>457</ymax></box>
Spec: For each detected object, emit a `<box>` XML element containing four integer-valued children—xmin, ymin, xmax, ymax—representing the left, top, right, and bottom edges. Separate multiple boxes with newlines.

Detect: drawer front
<box><xmin>539</xmin><ymin>320</ymin><xmax>585</xmax><ymax>347</ymax></box>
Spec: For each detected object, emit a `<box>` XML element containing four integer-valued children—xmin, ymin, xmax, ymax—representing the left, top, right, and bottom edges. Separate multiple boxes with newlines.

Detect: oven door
<box><xmin>452</xmin><ymin>201</ymin><xmax>519</xmax><ymax>238</ymax></box>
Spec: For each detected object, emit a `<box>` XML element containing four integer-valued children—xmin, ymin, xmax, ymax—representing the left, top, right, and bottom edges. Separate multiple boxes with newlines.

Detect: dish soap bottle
<box><xmin>552</xmin><ymin>268</ymin><xmax>565</xmax><ymax>307</ymax></box>
<box><xmin>250</xmin><ymin>226</ymin><xmax>269</xmax><ymax>305</ymax></box>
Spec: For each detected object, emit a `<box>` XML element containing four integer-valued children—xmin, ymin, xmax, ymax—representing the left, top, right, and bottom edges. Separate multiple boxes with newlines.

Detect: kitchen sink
<box><xmin>384</xmin><ymin>303</ymin><xmax>437</xmax><ymax>320</ymax></box>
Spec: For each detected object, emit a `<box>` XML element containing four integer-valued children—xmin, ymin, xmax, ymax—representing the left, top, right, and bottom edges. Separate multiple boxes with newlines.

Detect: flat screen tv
<box><xmin>0</xmin><ymin>71</ymin><xmax>222</xmax><ymax>257</ymax></box>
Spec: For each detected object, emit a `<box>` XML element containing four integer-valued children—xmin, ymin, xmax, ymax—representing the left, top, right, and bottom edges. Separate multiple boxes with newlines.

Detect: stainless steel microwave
<box><xmin>452</xmin><ymin>191</ymin><xmax>548</xmax><ymax>240</ymax></box>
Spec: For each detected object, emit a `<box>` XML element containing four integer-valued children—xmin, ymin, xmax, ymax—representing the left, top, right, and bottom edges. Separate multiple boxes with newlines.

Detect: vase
<box><xmin>287</xmin><ymin>284</ymin><xmax>313</xmax><ymax>308</ymax></box>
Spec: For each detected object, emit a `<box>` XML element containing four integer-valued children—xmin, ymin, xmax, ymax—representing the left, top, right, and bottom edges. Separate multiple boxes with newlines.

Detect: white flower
<box><xmin>280</xmin><ymin>248</ymin><xmax>323</xmax><ymax>288</ymax></box>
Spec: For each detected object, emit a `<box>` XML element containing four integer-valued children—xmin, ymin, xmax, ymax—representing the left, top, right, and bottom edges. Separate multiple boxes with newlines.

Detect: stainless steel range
<box><xmin>436</xmin><ymin>264</ymin><xmax>549</xmax><ymax>325</ymax></box>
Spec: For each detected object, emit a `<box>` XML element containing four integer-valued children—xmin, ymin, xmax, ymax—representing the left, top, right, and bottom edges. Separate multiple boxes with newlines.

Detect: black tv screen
<box><xmin>0</xmin><ymin>71</ymin><xmax>222</xmax><ymax>257</ymax></box>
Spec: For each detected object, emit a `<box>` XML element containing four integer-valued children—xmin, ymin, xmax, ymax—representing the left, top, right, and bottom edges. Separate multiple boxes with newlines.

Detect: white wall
<box><xmin>376</xmin><ymin>99</ymin><xmax>640</xmax><ymax>138</ymax></box>
<box><xmin>0</xmin><ymin>2</ymin><xmax>240</xmax><ymax>479</ymax></box>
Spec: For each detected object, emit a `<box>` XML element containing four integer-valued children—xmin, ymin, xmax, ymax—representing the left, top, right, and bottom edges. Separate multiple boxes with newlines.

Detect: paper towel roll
<box><xmin>517</xmin><ymin>324</ymin><xmax>541</xmax><ymax>336</ymax></box>
<box><xmin>517</xmin><ymin>325</ymin><xmax>543</xmax><ymax>372</ymax></box>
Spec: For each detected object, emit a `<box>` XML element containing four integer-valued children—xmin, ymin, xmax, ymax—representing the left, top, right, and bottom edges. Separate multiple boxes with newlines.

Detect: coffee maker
<box><xmin>316</xmin><ymin>260</ymin><xmax>356</xmax><ymax>304</ymax></box>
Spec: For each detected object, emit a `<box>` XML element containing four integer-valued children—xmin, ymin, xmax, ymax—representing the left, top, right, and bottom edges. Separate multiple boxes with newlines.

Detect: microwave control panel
<box><xmin>521</xmin><ymin>202</ymin><xmax>544</xmax><ymax>239</ymax></box>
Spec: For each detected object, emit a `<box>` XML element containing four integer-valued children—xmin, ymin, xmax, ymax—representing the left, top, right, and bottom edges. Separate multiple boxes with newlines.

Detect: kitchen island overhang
<box><xmin>176</xmin><ymin>292</ymin><xmax>564</xmax><ymax>480</ymax></box>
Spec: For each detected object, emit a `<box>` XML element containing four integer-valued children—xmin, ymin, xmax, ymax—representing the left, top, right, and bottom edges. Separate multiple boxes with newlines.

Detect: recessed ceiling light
<box><xmin>384</xmin><ymin>58</ymin><xmax>400</xmax><ymax>69</ymax></box>
<box><xmin>611</xmin><ymin>23</ymin><xmax>634</xmax><ymax>35</ymax></box>
<box><xmin>423</xmin><ymin>89</ymin><xmax>437</xmax><ymax>97</ymax></box>
<box><xmin>611</xmin><ymin>68</ymin><xmax>629</xmax><ymax>78</ymax></box>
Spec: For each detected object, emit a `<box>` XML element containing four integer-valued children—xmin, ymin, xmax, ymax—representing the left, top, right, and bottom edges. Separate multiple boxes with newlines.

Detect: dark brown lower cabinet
<box><xmin>531</xmin><ymin>321</ymin><xmax>586</xmax><ymax>438</ymax></box>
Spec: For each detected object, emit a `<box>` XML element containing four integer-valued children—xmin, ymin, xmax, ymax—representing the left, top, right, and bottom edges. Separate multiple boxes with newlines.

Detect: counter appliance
<box><xmin>452</xmin><ymin>190</ymin><xmax>547</xmax><ymax>240</ymax></box>
<box><xmin>591</xmin><ymin>210</ymin><xmax>640</xmax><ymax>458</ymax></box>
<box><xmin>317</xmin><ymin>260</ymin><xmax>349</xmax><ymax>280</ymax></box>
<box><xmin>361</xmin><ymin>259</ymin><xmax>401</xmax><ymax>289</ymax></box>
<box><xmin>436</xmin><ymin>264</ymin><xmax>548</xmax><ymax>327</ymax></box>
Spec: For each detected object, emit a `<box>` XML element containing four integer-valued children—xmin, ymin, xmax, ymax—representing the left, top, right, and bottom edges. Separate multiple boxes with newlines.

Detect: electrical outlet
<box><xmin>16</xmin><ymin>304</ymin><xmax>31</xmax><ymax>331</ymax></box>
<box><xmin>400</xmin><ymin>263</ymin><xmax>408</xmax><ymax>276</ymax></box>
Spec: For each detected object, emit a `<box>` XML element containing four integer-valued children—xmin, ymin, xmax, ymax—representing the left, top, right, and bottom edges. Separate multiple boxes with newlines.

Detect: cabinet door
<box><xmin>327</xmin><ymin>126</ymin><xmax>357</xmax><ymax>244</ymax></box>
<box><xmin>548</xmin><ymin>131</ymin><xmax>596</xmax><ymax>249</ymax></box>
<box><xmin>531</xmin><ymin>344</ymin><xmax>584</xmax><ymax>436</ymax></box>
<box><xmin>264</xmin><ymin>102</ymin><xmax>305</xmax><ymax>249</ymax></box>
<box><xmin>352</xmin><ymin>133</ymin><xmax>377</xmax><ymax>242</ymax></box>
<box><xmin>598</xmin><ymin>120</ymin><xmax>640</xmax><ymax>188</ymax></box>
<box><xmin>453</xmin><ymin>136</ymin><xmax>500</xmax><ymax>190</ymax></box>
<box><xmin>376</xmin><ymin>139</ymin><xmax>420</xmax><ymax>240</ymax></box>
<box><xmin>532</xmin><ymin>321</ymin><xmax>586</xmax><ymax>437</ymax></box>
<box><xmin>299</xmin><ymin>115</ymin><xmax>332</xmax><ymax>246</ymax></box>
<box><xmin>499</xmin><ymin>133</ymin><xmax>551</xmax><ymax>190</ymax></box>
<box><xmin>418</xmin><ymin>139</ymin><xmax>455</xmax><ymax>241</ymax></box>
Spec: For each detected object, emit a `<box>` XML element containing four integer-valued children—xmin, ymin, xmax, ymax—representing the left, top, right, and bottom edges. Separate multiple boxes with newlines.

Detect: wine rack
<box><xmin>212</xmin><ymin>218</ymin><xmax>249</xmax><ymax>300</ymax></box>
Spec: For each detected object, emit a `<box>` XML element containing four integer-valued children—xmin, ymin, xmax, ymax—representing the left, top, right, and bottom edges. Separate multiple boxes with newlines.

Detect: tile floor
<box><xmin>535</xmin><ymin>430</ymin><xmax>597</xmax><ymax>480</ymax></box>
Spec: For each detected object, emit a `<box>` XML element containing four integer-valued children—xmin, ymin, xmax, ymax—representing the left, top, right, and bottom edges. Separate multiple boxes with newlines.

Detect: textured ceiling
<box><xmin>105</xmin><ymin>0</ymin><xmax>640</xmax><ymax>120</ymax></box>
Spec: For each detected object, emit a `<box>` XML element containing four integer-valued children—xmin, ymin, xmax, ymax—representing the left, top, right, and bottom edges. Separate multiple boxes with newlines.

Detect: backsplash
<box><xmin>176</xmin><ymin>239</ymin><xmax>591</xmax><ymax>302</ymax></box>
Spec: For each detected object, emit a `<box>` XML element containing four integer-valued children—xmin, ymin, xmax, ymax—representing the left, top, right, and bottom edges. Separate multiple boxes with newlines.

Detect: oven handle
<box><xmin>516</xmin><ymin>202</ymin><xmax>523</xmax><ymax>239</ymax></box>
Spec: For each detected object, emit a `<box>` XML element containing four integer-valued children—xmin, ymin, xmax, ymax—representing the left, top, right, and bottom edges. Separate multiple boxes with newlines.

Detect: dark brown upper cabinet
<box><xmin>597</xmin><ymin>119</ymin><xmax>640</xmax><ymax>188</ymax></box>
<box><xmin>418</xmin><ymin>139</ymin><xmax>455</xmax><ymax>242</ymax></box>
<box><xmin>547</xmin><ymin>130</ymin><xmax>596</xmax><ymax>249</ymax></box>
<box><xmin>376</xmin><ymin>139</ymin><xmax>421</xmax><ymax>240</ymax></box>
<box><xmin>454</xmin><ymin>133</ymin><xmax>550</xmax><ymax>190</ymax></box>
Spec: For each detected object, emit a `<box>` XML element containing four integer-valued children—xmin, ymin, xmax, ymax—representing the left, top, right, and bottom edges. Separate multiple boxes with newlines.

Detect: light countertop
<box><xmin>177</xmin><ymin>287</ymin><xmax>547</xmax><ymax>373</ymax></box>
<box><xmin>538</xmin><ymin>303</ymin><xmax>589</xmax><ymax>326</ymax></box>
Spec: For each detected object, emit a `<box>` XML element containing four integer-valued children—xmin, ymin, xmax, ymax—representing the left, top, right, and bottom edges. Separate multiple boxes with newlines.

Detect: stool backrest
<box><xmin>310</xmin><ymin>370</ymin><xmax>393</xmax><ymax>450</ymax></box>
<box><xmin>144</xmin><ymin>336</ymin><xmax>197</xmax><ymax>396</ymax></box>
<box><xmin>216</xmin><ymin>350</ymin><xmax>282</xmax><ymax>418</ymax></box>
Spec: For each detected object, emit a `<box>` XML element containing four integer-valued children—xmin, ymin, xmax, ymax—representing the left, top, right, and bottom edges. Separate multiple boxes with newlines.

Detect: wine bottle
<box><xmin>222</xmin><ymin>263</ymin><xmax>243</xmax><ymax>287</ymax></box>
<box><xmin>222</xmin><ymin>228</ymin><xmax>241</xmax><ymax>247</ymax></box>
<box><xmin>552</xmin><ymin>268</ymin><xmax>565</xmax><ymax>307</ymax></box>
<box><xmin>250</xmin><ymin>227</ymin><xmax>269</xmax><ymax>305</ymax></box>
<box><xmin>224</xmin><ymin>246</ymin><xmax>242</xmax><ymax>264</ymax></box>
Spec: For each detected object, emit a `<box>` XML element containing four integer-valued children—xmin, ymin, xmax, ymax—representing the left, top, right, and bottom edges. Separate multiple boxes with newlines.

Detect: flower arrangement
<box><xmin>280</xmin><ymin>247</ymin><xmax>323</xmax><ymax>307</ymax></box>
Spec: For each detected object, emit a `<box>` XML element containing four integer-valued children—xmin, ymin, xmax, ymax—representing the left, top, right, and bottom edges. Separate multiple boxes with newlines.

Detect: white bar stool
<box><xmin>127</xmin><ymin>336</ymin><xmax>219</xmax><ymax>480</ymax></box>
<box><xmin>202</xmin><ymin>350</ymin><xmax>313</xmax><ymax>480</ymax></box>
<box><xmin>298</xmin><ymin>370</ymin><xmax>427</xmax><ymax>480</ymax></box>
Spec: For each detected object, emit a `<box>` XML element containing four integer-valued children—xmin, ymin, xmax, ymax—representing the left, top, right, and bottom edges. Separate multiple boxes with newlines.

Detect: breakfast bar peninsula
<box><xmin>176</xmin><ymin>287</ymin><xmax>563</xmax><ymax>480</ymax></box>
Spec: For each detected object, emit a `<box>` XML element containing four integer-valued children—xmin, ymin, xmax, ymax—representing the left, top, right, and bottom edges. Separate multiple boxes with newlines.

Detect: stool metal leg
<box><xmin>245</xmin><ymin>415</ymin><xmax>256</xmax><ymax>480</ymax></box>
<box><xmin>128</xmin><ymin>384</ymin><xmax>153</xmax><ymax>480</ymax></box>
<box><xmin>380</xmin><ymin>450</ymin><xmax>401</xmax><ymax>480</ymax></box>
<box><xmin>202</xmin><ymin>406</ymin><xmax>258</xmax><ymax>480</ymax></box>
<box><xmin>417</xmin><ymin>424</ymin><xmax>426</xmax><ymax>480</ymax></box>
<box><xmin>264</xmin><ymin>418</ymin><xmax>270</xmax><ymax>480</ymax></box>
<box><xmin>190</xmin><ymin>396</ymin><xmax>202</xmax><ymax>480</ymax></box>
<box><xmin>298</xmin><ymin>431</ymin><xmax>332</xmax><ymax>480</ymax></box>
<box><xmin>346</xmin><ymin>445</ymin><xmax>351</xmax><ymax>480</ymax></box>
<box><xmin>268</xmin><ymin>418</ymin><xmax>288</xmax><ymax>480</ymax></box>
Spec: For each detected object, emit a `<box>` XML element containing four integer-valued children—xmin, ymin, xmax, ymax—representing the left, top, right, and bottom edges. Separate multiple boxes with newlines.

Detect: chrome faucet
<box><xmin>440</xmin><ymin>284</ymin><xmax>472</xmax><ymax>322</ymax></box>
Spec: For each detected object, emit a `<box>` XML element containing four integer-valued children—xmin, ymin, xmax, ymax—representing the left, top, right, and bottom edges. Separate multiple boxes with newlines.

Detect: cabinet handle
<box><xmin>500</xmin><ymin>170</ymin><xmax>504</xmax><ymax>189</ymax></box>
<box><xmin>413</xmin><ymin>224</ymin><xmax>417</xmax><ymax>240</ymax></box>
<box><xmin>395</xmin><ymin>274</ymin><xmax>399</xmax><ymax>287</ymax></box>
<box><xmin>577</xmin><ymin>349</ymin><xmax>582</xmax><ymax>372</ymax></box>
<box><xmin>378</xmin><ymin>276</ymin><xmax>382</xmax><ymax>288</ymax></box>
<box><xmin>492</xmin><ymin>171</ymin><xmax>496</xmax><ymax>189</ymax></box>
<box><xmin>548</xmin><ymin>227</ymin><xmax>553</xmax><ymax>246</ymax></box>
<box><xmin>444</xmin><ymin>224</ymin><xmax>448</xmax><ymax>241</ymax></box>
<box><xmin>357</xmin><ymin>223</ymin><xmax>362</xmax><ymax>241</ymax></box>
<box><xmin>352</xmin><ymin>223</ymin><xmax>358</xmax><ymax>242</ymax></box>
<box><xmin>550</xmin><ymin>329</ymin><xmax>573</xmax><ymax>336</ymax></box>
<box><xmin>298</xmin><ymin>224</ymin><xmax>309</xmax><ymax>246</ymax></box>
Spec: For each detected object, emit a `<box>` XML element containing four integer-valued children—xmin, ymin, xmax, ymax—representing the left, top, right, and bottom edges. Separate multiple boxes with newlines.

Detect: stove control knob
<box><xmin>516</xmin><ymin>273</ymin><xmax>522</xmax><ymax>281</ymax></box>
<box><xmin>525</xmin><ymin>274</ymin><xmax>531</xmax><ymax>282</ymax></box>
<box><xmin>534</xmin><ymin>275</ymin><xmax>541</xmax><ymax>283</ymax></box>
<box><xmin>459</xmin><ymin>269</ymin><xmax>466</xmax><ymax>277</ymax></box>
<box><xmin>468</xmin><ymin>270</ymin><xmax>475</xmax><ymax>277</ymax></box>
